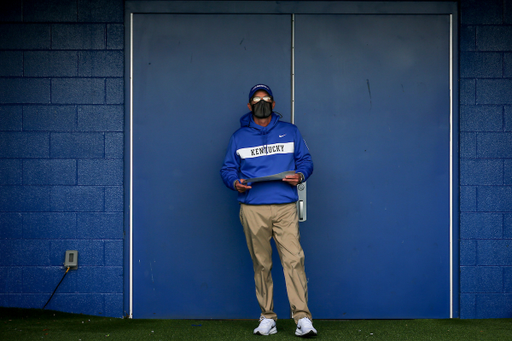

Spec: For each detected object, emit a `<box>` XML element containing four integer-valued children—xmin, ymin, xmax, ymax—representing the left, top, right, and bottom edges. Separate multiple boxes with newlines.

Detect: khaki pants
<box><xmin>239</xmin><ymin>203</ymin><xmax>312</xmax><ymax>323</ymax></box>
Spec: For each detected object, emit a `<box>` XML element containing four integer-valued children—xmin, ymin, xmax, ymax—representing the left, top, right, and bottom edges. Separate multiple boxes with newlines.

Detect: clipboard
<box><xmin>241</xmin><ymin>171</ymin><xmax>295</xmax><ymax>184</ymax></box>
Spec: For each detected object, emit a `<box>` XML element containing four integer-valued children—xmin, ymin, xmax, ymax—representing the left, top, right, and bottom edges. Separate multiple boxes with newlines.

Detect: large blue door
<box><xmin>295</xmin><ymin>15</ymin><xmax>451</xmax><ymax>318</ymax></box>
<box><xmin>130</xmin><ymin>10</ymin><xmax>454</xmax><ymax>319</ymax></box>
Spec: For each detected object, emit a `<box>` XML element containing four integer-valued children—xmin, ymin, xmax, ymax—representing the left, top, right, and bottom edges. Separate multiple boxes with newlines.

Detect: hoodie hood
<box><xmin>239</xmin><ymin>112</ymin><xmax>280</xmax><ymax>131</ymax></box>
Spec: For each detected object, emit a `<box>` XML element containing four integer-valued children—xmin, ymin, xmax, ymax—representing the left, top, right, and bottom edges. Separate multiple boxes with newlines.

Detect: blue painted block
<box><xmin>105</xmin><ymin>133</ymin><xmax>123</xmax><ymax>159</ymax></box>
<box><xmin>107</xmin><ymin>24</ymin><xmax>124</xmax><ymax>50</ymax></box>
<box><xmin>78</xmin><ymin>105</ymin><xmax>123</xmax><ymax>131</ymax></box>
<box><xmin>460</xmin><ymin>266</ymin><xmax>503</xmax><ymax>293</ymax></box>
<box><xmin>505</xmin><ymin>106</ymin><xmax>512</xmax><ymax>131</ymax></box>
<box><xmin>0</xmin><ymin>186</ymin><xmax>50</xmax><ymax>212</ymax></box>
<box><xmin>460</xmin><ymin>52</ymin><xmax>502</xmax><ymax>78</ymax></box>
<box><xmin>504</xmin><ymin>214</ymin><xmax>512</xmax><ymax>238</ymax></box>
<box><xmin>460</xmin><ymin>185</ymin><xmax>477</xmax><ymax>211</ymax></box>
<box><xmin>461</xmin><ymin>0</ymin><xmax>502</xmax><ymax>25</ymax></box>
<box><xmin>105</xmin><ymin>186</ymin><xmax>123</xmax><ymax>212</ymax></box>
<box><xmin>460</xmin><ymin>132</ymin><xmax>476</xmax><ymax>158</ymax></box>
<box><xmin>505</xmin><ymin>53</ymin><xmax>512</xmax><ymax>78</ymax></box>
<box><xmin>50</xmin><ymin>240</ymin><xmax>104</xmax><ymax>266</ymax></box>
<box><xmin>0</xmin><ymin>132</ymin><xmax>49</xmax><ymax>158</ymax></box>
<box><xmin>51</xmin><ymin>186</ymin><xmax>104</xmax><ymax>212</ymax></box>
<box><xmin>76</xmin><ymin>266</ymin><xmax>123</xmax><ymax>293</ymax></box>
<box><xmin>478</xmin><ymin>240</ymin><xmax>512</xmax><ymax>265</ymax></box>
<box><xmin>79</xmin><ymin>51</ymin><xmax>123</xmax><ymax>77</ymax></box>
<box><xmin>77</xmin><ymin>212</ymin><xmax>123</xmax><ymax>238</ymax></box>
<box><xmin>0</xmin><ymin>295</ymin><xmax>8</xmax><ymax>307</ymax></box>
<box><xmin>460</xmin><ymin>239</ymin><xmax>477</xmax><ymax>266</ymax></box>
<box><xmin>46</xmin><ymin>293</ymin><xmax>104</xmax><ymax>316</ymax></box>
<box><xmin>0</xmin><ymin>1</ymin><xmax>22</xmax><ymax>21</ymax></box>
<box><xmin>504</xmin><ymin>267</ymin><xmax>512</xmax><ymax>292</ymax></box>
<box><xmin>478</xmin><ymin>186</ymin><xmax>512</xmax><ymax>211</ymax></box>
<box><xmin>0</xmin><ymin>213</ymin><xmax>22</xmax><ymax>238</ymax></box>
<box><xmin>23</xmin><ymin>267</ymin><xmax>75</xmax><ymax>293</ymax></box>
<box><xmin>477</xmin><ymin>79</ymin><xmax>512</xmax><ymax>105</ymax></box>
<box><xmin>106</xmin><ymin>78</ymin><xmax>124</xmax><ymax>104</ymax></box>
<box><xmin>477</xmin><ymin>26</ymin><xmax>512</xmax><ymax>51</ymax></box>
<box><xmin>460</xmin><ymin>212</ymin><xmax>503</xmax><ymax>239</ymax></box>
<box><xmin>0</xmin><ymin>159</ymin><xmax>22</xmax><ymax>185</ymax></box>
<box><xmin>0</xmin><ymin>24</ymin><xmax>50</xmax><ymax>49</ymax></box>
<box><xmin>0</xmin><ymin>106</ymin><xmax>22</xmax><ymax>131</ymax></box>
<box><xmin>477</xmin><ymin>294</ymin><xmax>512</xmax><ymax>318</ymax></box>
<box><xmin>504</xmin><ymin>106</ymin><xmax>512</xmax><ymax>132</ymax></box>
<box><xmin>78</xmin><ymin>0</ymin><xmax>123</xmax><ymax>23</ymax></box>
<box><xmin>460</xmin><ymin>159</ymin><xmax>503</xmax><ymax>185</ymax></box>
<box><xmin>507</xmin><ymin>0</ymin><xmax>512</xmax><ymax>24</ymax></box>
<box><xmin>78</xmin><ymin>159</ymin><xmax>123</xmax><ymax>186</ymax></box>
<box><xmin>23</xmin><ymin>0</ymin><xmax>77</xmax><ymax>22</ymax></box>
<box><xmin>104</xmin><ymin>293</ymin><xmax>123</xmax><ymax>317</ymax></box>
<box><xmin>24</xmin><ymin>51</ymin><xmax>77</xmax><ymax>77</ymax></box>
<box><xmin>0</xmin><ymin>78</ymin><xmax>51</xmax><ymax>104</ymax></box>
<box><xmin>460</xmin><ymin>105</ymin><xmax>502</xmax><ymax>132</ymax></box>
<box><xmin>0</xmin><ymin>240</ymin><xmax>51</xmax><ymax>266</ymax></box>
<box><xmin>477</xmin><ymin>133</ymin><xmax>512</xmax><ymax>158</ymax></box>
<box><xmin>52</xmin><ymin>79</ymin><xmax>105</xmax><ymax>104</ymax></box>
<box><xmin>24</xmin><ymin>105</ymin><xmax>77</xmax><ymax>132</ymax></box>
<box><xmin>50</xmin><ymin>133</ymin><xmax>104</xmax><ymax>158</ymax></box>
<box><xmin>8</xmin><ymin>293</ymin><xmax>48</xmax><ymax>309</ymax></box>
<box><xmin>23</xmin><ymin>212</ymin><xmax>76</xmax><ymax>239</ymax></box>
<box><xmin>0</xmin><ymin>267</ymin><xmax>22</xmax><ymax>293</ymax></box>
<box><xmin>0</xmin><ymin>51</ymin><xmax>22</xmax><ymax>76</ymax></box>
<box><xmin>460</xmin><ymin>26</ymin><xmax>476</xmax><ymax>52</ymax></box>
<box><xmin>23</xmin><ymin>159</ymin><xmax>76</xmax><ymax>185</ymax></box>
<box><xmin>52</xmin><ymin>24</ymin><xmax>105</xmax><ymax>50</ymax></box>
<box><xmin>460</xmin><ymin>79</ymin><xmax>475</xmax><ymax>106</ymax></box>
<box><xmin>105</xmin><ymin>240</ymin><xmax>123</xmax><ymax>266</ymax></box>
<box><xmin>20</xmin><ymin>240</ymin><xmax>52</xmax><ymax>266</ymax></box>
<box><xmin>0</xmin><ymin>241</ymin><xmax>15</xmax><ymax>265</ymax></box>
<box><xmin>505</xmin><ymin>160</ymin><xmax>512</xmax><ymax>185</ymax></box>
<box><xmin>460</xmin><ymin>294</ymin><xmax>476</xmax><ymax>319</ymax></box>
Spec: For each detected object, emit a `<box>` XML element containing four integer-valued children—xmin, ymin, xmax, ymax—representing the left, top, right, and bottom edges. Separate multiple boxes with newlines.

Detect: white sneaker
<box><xmin>295</xmin><ymin>317</ymin><xmax>317</xmax><ymax>337</ymax></box>
<box><xmin>253</xmin><ymin>316</ymin><xmax>277</xmax><ymax>335</ymax></box>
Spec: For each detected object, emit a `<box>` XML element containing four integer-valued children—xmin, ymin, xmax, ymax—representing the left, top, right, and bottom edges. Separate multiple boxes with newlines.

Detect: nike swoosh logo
<box><xmin>279</xmin><ymin>134</ymin><xmax>286</xmax><ymax>138</ymax></box>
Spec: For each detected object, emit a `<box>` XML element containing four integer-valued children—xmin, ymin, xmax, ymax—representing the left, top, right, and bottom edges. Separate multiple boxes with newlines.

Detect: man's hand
<box><xmin>283</xmin><ymin>173</ymin><xmax>302</xmax><ymax>187</ymax></box>
<box><xmin>235</xmin><ymin>180</ymin><xmax>252</xmax><ymax>193</ymax></box>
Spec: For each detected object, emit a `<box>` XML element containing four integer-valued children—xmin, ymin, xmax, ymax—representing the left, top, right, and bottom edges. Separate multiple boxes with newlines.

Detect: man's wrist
<box><xmin>298</xmin><ymin>172</ymin><xmax>305</xmax><ymax>184</ymax></box>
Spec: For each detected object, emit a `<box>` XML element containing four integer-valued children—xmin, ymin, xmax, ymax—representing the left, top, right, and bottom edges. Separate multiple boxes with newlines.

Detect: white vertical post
<box><xmin>291</xmin><ymin>14</ymin><xmax>295</xmax><ymax>124</ymax></box>
<box><xmin>449</xmin><ymin>13</ymin><xmax>454</xmax><ymax>319</ymax></box>
<box><xmin>129</xmin><ymin>12</ymin><xmax>134</xmax><ymax>319</ymax></box>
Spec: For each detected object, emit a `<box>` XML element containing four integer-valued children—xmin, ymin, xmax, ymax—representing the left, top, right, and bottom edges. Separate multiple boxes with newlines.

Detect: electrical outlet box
<box><xmin>64</xmin><ymin>250</ymin><xmax>78</xmax><ymax>269</ymax></box>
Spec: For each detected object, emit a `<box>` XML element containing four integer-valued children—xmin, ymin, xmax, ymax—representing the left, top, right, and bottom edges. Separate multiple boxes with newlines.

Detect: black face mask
<box><xmin>252</xmin><ymin>100</ymin><xmax>273</xmax><ymax>118</ymax></box>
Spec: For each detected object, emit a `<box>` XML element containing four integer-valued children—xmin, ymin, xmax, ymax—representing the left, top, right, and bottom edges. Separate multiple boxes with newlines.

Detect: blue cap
<box><xmin>249</xmin><ymin>84</ymin><xmax>273</xmax><ymax>101</ymax></box>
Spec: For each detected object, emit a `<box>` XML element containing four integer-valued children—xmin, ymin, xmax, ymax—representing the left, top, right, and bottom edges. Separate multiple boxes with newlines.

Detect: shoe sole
<box><xmin>254</xmin><ymin>326</ymin><xmax>277</xmax><ymax>336</ymax></box>
<box><xmin>295</xmin><ymin>329</ymin><xmax>317</xmax><ymax>337</ymax></box>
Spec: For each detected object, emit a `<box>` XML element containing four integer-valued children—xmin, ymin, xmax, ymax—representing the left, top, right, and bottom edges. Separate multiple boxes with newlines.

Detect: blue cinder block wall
<box><xmin>0</xmin><ymin>0</ymin><xmax>511</xmax><ymax>319</ymax></box>
<box><xmin>459</xmin><ymin>0</ymin><xmax>512</xmax><ymax>318</ymax></box>
<box><xmin>0</xmin><ymin>0</ymin><xmax>124</xmax><ymax>317</ymax></box>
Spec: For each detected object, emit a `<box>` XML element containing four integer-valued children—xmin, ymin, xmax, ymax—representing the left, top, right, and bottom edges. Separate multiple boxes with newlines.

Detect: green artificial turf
<box><xmin>1</xmin><ymin>307</ymin><xmax>510</xmax><ymax>340</ymax></box>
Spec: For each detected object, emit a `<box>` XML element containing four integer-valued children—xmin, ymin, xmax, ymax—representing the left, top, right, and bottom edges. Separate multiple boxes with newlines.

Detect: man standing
<box><xmin>220</xmin><ymin>84</ymin><xmax>317</xmax><ymax>337</ymax></box>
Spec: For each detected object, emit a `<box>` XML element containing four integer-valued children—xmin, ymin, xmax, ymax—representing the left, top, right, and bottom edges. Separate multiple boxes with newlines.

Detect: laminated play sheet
<box><xmin>241</xmin><ymin>171</ymin><xmax>295</xmax><ymax>184</ymax></box>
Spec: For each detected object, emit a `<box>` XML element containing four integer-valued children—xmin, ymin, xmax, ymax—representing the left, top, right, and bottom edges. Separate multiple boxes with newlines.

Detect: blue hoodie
<box><xmin>220</xmin><ymin>112</ymin><xmax>313</xmax><ymax>205</ymax></box>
